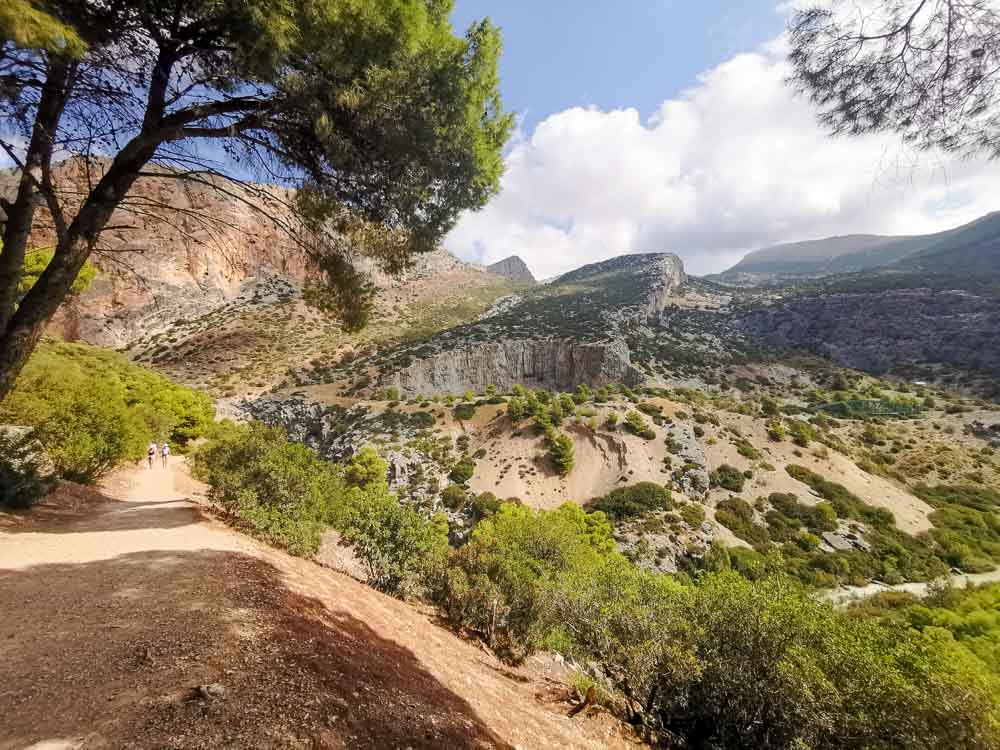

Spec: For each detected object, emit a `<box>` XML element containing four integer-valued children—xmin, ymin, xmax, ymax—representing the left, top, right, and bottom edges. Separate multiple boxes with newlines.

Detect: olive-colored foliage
<box><xmin>339</xmin><ymin>482</ymin><xmax>449</xmax><ymax>595</ymax></box>
<box><xmin>710</xmin><ymin>463</ymin><xmax>745</xmax><ymax>493</ymax></box>
<box><xmin>192</xmin><ymin>422</ymin><xmax>447</xmax><ymax>592</ymax></box>
<box><xmin>441</xmin><ymin>483</ymin><xmax>468</xmax><ymax>511</ymax></box>
<box><xmin>344</xmin><ymin>445</ymin><xmax>388</xmax><ymax>489</ymax></box>
<box><xmin>715</xmin><ymin>497</ymin><xmax>770</xmax><ymax>547</ymax></box>
<box><xmin>17</xmin><ymin>248</ymin><xmax>96</xmax><ymax>298</ymax></box>
<box><xmin>855</xmin><ymin>582</ymin><xmax>1000</xmax><ymax>685</ymax></box>
<box><xmin>547</xmin><ymin>431</ymin><xmax>575</xmax><ymax>476</ymax></box>
<box><xmin>0</xmin><ymin>430</ymin><xmax>55</xmax><ymax>509</ymax></box>
<box><xmin>0</xmin><ymin>0</ymin><xmax>86</xmax><ymax>55</ymax></box>
<box><xmin>448</xmin><ymin>457</ymin><xmax>476</xmax><ymax>485</ymax></box>
<box><xmin>433</xmin><ymin>502</ymin><xmax>615</xmax><ymax>662</ymax></box>
<box><xmin>648</xmin><ymin>573</ymin><xmax>1000</xmax><ymax>749</ymax></box>
<box><xmin>0</xmin><ymin>339</ymin><xmax>214</xmax><ymax>482</ymax></box>
<box><xmin>191</xmin><ymin>421</ymin><xmax>346</xmax><ymax>556</ymax></box>
<box><xmin>590</xmin><ymin>482</ymin><xmax>674</xmax><ymax>520</ymax></box>
<box><xmin>453</xmin><ymin>402</ymin><xmax>477</xmax><ymax>421</ymax></box>
<box><xmin>624</xmin><ymin>410</ymin><xmax>656</xmax><ymax>440</ymax></box>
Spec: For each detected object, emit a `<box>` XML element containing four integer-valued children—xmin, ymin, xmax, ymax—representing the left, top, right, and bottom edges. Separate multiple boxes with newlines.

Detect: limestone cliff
<box><xmin>486</xmin><ymin>255</ymin><xmax>536</xmax><ymax>284</ymax></box>
<box><xmin>373</xmin><ymin>253</ymin><xmax>690</xmax><ymax>395</ymax></box>
<box><xmin>387</xmin><ymin>338</ymin><xmax>643</xmax><ymax>395</ymax></box>
<box><xmin>1</xmin><ymin>158</ymin><xmax>311</xmax><ymax>348</ymax></box>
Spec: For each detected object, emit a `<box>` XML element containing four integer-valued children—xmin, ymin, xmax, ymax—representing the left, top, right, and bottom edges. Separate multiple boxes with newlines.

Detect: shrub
<box><xmin>453</xmin><ymin>402</ymin><xmax>476</xmax><ymax>421</ymax></box>
<box><xmin>471</xmin><ymin>491</ymin><xmax>502</xmax><ymax>520</ymax></box>
<box><xmin>624</xmin><ymin>410</ymin><xmax>656</xmax><ymax>440</ymax></box>
<box><xmin>547</xmin><ymin>432</ymin><xmax>575</xmax><ymax>476</ymax></box>
<box><xmin>710</xmin><ymin>464</ymin><xmax>745</xmax><ymax>493</ymax></box>
<box><xmin>0</xmin><ymin>339</ymin><xmax>213</xmax><ymax>482</ymax></box>
<box><xmin>441</xmin><ymin>483</ymin><xmax>468</xmax><ymax>511</ymax></box>
<box><xmin>448</xmin><ymin>458</ymin><xmax>476</xmax><ymax>485</ymax></box>
<box><xmin>340</xmin><ymin>484</ymin><xmax>449</xmax><ymax>595</ymax></box>
<box><xmin>434</xmin><ymin>502</ymin><xmax>616</xmax><ymax>662</ymax></box>
<box><xmin>591</xmin><ymin>482</ymin><xmax>674</xmax><ymax>519</ymax></box>
<box><xmin>734</xmin><ymin>438</ymin><xmax>761</xmax><ymax>460</ymax></box>
<box><xmin>0</xmin><ymin>430</ymin><xmax>55</xmax><ymax>509</ymax></box>
<box><xmin>715</xmin><ymin>497</ymin><xmax>770</xmax><ymax>547</ymax></box>
<box><xmin>680</xmin><ymin>503</ymin><xmax>706</xmax><ymax>528</ymax></box>
<box><xmin>190</xmin><ymin>421</ymin><xmax>345</xmax><ymax>556</ymax></box>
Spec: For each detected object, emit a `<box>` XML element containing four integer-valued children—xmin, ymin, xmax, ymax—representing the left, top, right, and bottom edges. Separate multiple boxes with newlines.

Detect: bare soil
<box><xmin>0</xmin><ymin>460</ymin><xmax>640</xmax><ymax>749</ymax></box>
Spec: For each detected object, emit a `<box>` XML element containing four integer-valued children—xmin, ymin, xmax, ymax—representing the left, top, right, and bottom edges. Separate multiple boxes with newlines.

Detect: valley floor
<box><xmin>0</xmin><ymin>461</ymin><xmax>636</xmax><ymax>750</ymax></box>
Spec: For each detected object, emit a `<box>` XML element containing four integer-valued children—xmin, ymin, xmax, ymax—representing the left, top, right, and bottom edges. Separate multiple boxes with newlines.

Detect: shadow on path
<box><xmin>0</xmin><ymin>548</ymin><xmax>512</xmax><ymax>749</ymax></box>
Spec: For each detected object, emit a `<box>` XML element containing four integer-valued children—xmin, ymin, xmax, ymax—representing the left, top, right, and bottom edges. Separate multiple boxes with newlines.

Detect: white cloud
<box><xmin>445</xmin><ymin>39</ymin><xmax>1000</xmax><ymax>278</ymax></box>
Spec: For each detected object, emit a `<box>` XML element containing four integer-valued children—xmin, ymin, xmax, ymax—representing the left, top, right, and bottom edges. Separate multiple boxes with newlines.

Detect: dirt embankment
<box><xmin>0</xmin><ymin>460</ymin><xmax>639</xmax><ymax>750</ymax></box>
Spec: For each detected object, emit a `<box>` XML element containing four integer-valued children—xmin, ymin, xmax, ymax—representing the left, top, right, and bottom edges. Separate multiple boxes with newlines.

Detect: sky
<box><xmin>444</xmin><ymin>1</ymin><xmax>1000</xmax><ymax>278</ymax></box>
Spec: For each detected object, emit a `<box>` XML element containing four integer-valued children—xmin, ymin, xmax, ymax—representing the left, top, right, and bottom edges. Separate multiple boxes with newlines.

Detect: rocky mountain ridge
<box><xmin>371</xmin><ymin>253</ymin><xmax>689</xmax><ymax>395</ymax></box>
<box><xmin>718</xmin><ymin>211</ymin><xmax>1000</xmax><ymax>284</ymax></box>
<box><xmin>486</xmin><ymin>255</ymin><xmax>536</xmax><ymax>284</ymax></box>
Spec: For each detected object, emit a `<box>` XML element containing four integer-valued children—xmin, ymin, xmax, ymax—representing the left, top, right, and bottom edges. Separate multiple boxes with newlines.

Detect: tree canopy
<box><xmin>788</xmin><ymin>0</ymin><xmax>1000</xmax><ymax>158</ymax></box>
<box><xmin>0</xmin><ymin>0</ymin><xmax>512</xmax><ymax>398</ymax></box>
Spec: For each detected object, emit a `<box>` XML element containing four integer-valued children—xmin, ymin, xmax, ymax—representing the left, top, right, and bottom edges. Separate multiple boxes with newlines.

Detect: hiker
<box><xmin>147</xmin><ymin>441</ymin><xmax>158</xmax><ymax>469</ymax></box>
<box><xmin>161</xmin><ymin>442</ymin><xmax>170</xmax><ymax>468</ymax></box>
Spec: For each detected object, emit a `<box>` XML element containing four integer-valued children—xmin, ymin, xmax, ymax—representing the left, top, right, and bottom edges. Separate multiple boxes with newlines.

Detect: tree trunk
<box><xmin>0</xmin><ymin>138</ymin><xmax>158</xmax><ymax>399</ymax></box>
<box><xmin>0</xmin><ymin>60</ymin><xmax>72</xmax><ymax>335</ymax></box>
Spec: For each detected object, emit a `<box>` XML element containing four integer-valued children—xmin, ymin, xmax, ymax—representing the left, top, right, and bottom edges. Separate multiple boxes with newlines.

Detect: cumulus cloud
<box><xmin>445</xmin><ymin>38</ymin><xmax>1000</xmax><ymax>278</ymax></box>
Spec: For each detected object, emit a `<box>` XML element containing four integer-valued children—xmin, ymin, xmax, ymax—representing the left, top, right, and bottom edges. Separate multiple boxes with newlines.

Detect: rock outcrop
<box><xmin>737</xmin><ymin>289</ymin><xmax>1000</xmax><ymax>375</ymax></box>
<box><xmin>386</xmin><ymin>338</ymin><xmax>644</xmax><ymax>395</ymax></box>
<box><xmin>1</xmin><ymin>158</ymin><xmax>312</xmax><ymax>349</ymax></box>
<box><xmin>373</xmin><ymin>252</ymin><xmax>689</xmax><ymax>395</ymax></box>
<box><xmin>486</xmin><ymin>255</ymin><xmax>536</xmax><ymax>284</ymax></box>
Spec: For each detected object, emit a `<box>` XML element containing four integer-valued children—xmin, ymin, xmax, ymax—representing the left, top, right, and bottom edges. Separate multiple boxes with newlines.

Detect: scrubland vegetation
<box><xmin>185</xmin><ymin>421</ymin><xmax>1000</xmax><ymax>748</ymax></box>
<box><xmin>0</xmin><ymin>340</ymin><xmax>213</xmax><ymax>487</ymax></box>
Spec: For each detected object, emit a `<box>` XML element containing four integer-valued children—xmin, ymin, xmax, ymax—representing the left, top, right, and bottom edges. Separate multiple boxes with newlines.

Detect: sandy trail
<box><xmin>0</xmin><ymin>460</ymin><xmax>636</xmax><ymax>750</ymax></box>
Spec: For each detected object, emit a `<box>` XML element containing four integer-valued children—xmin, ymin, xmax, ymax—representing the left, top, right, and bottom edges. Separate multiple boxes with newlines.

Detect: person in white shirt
<box><xmin>161</xmin><ymin>442</ymin><xmax>170</xmax><ymax>468</ymax></box>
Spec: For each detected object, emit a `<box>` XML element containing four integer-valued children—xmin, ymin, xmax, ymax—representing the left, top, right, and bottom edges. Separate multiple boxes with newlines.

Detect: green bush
<box><xmin>624</xmin><ymin>410</ymin><xmax>656</xmax><ymax>440</ymax></box>
<box><xmin>680</xmin><ymin>502</ymin><xmax>706</xmax><ymax>528</ymax></box>
<box><xmin>339</xmin><ymin>483</ymin><xmax>449</xmax><ymax>595</ymax></box>
<box><xmin>715</xmin><ymin>497</ymin><xmax>770</xmax><ymax>547</ymax></box>
<box><xmin>0</xmin><ymin>430</ymin><xmax>55</xmax><ymax>509</ymax></box>
<box><xmin>0</xmin><ymin>340</ymin><xmax>213</xmax><ymax>482</ymax></box>
<box><xmin>191</xmin><ymin>421</ymin><xmax>345</xmax><ymax>556</ymax></box>
<box><xmin>547</xmin><ymin>431</ymin><xmax>575</xmax><ymax>476</ymax></box>
<box><xmin>471</xmin><ymin>491</ymin><xmax>502</xmax><ymax>520</ymax></box>
<box><xmin>590</xmin><ymin>481</ymin><xmax>674</xmax><ymax>520</ymax></box>
<box><xmin>441</xmin><ymin>483</ymin><xmax>468</xmax><ymax>511</ymax></box>
<box><xmin>448</xmin><ymin>458</ymin><xmax>476</xmax><ymax>485</ymax></box>
<box><xmin>710</xmin><ymin>463</ymin><xmax>745</xmax><ymax>492</ymax></box>
<box><xmin>433</xmin><ymin>502</ymin><xmax>615</xmax><ymax>662</ymax></box>
<box><xmin>192</xmin><ymin>422</ymin><xmax>447</xmax><ymax>594</ymax></box>
<box><xmin>453</xmin><ymin>402</ymin><xmax>476</xmax><ymax>421</ymax></box>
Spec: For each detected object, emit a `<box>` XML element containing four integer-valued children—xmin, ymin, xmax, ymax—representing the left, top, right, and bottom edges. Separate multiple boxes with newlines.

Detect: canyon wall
<box><xmin>738</xmin><ymin>289</ymin><xmax>1000</xmax><ymax>375</ymax></box>
<box><xmin>385</xmin><ymin>338</ymin><xmax>644</xmax><ymax>395</ymax></box>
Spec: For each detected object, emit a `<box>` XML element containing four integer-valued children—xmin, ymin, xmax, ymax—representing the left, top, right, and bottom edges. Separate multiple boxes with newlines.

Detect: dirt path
<box><xmin>0</xmin><ymin>460</ymin><xmax>638</xmax><ymax>750</ymax></box>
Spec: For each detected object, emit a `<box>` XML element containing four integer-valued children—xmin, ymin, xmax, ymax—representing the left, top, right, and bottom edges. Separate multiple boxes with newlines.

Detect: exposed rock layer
<box><xmin>486</xmin><ymin>255</ymin><xmax>536</xmax><ymax>284</ymax></box>
<box><xmin>387</xmin><ymin>338</ymin><xmax>644</xmax><ymax>395</ymax></box>
<box><xmin>738</xmin><ymin>289</ymin><xmax>1000</xmax><ymax>375</ymax></box>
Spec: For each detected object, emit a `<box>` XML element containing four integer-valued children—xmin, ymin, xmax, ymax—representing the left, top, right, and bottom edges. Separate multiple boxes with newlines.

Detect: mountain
<box><xmin>6</xmin><ymin>158</ymin><xmax>519</xmax><ymax>400</ymax></box>
<box><xmin>892</xmin><ymin>211</ymin><xmax>1000</xmax><ymax>275</ymax></box>
<box><xmin>486</xmin><ymin>255</ymin><xmax>536</xmax><ymax>284</ymax></box>
<box><xmin>718</xmin><ymin>211</ymin><xmax>1000</xmax><ymax>283</ymax></box>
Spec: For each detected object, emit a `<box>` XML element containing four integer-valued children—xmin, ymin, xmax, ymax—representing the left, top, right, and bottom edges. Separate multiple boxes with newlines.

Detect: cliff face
<box><xmin>387</xmin><ymin>338</ymin><xmax>643</xmax><ymax>395</ymax></box>
<box><xmin>365</xmin><ymin>253</ymin><xmax>694</xmax><ymax>395</ymax></box>
<box><xmin>738</xmin><ymin>289</ymin><xmax>1000</xmax><ymax>375</ymax></box>
<box><xmin>486</xmin><ymin>255</ymin><xmax>536</xmax><ymax>284</ymax></box>
<box><xmin>3</xmin><ymin>158</ymin><xmax>312</xmax><ymax>348</ymax></box>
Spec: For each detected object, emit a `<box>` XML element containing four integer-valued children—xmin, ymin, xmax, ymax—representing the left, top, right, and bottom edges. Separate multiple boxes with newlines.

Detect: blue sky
<box><xmin>445</xmin><ymin>1</ymin><xmax>1000</xmax><ymax>277</ymax></box>
<box><xmin>451</xmin><ymin>1</ymin><xmax>786</xmax><ymax>130</ymax></box>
